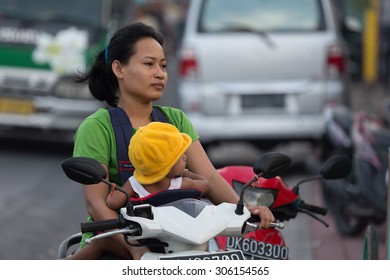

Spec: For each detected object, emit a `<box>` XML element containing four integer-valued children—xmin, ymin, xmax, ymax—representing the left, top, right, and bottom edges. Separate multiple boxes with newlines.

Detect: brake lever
<box><xmin>85</xmin><ymin>228</ymin><xmax>140</xmax><ymax>244</ymax></box>
<box><xmin>299</xmin><ymin>208</ymin><xmax>329</xmax><ymax>227</ymax></box>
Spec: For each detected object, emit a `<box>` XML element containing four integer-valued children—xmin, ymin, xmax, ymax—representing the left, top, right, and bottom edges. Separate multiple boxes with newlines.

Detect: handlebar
<box><xmin>246</xmin><ymin>215</ymin><xmax>285</xmax><ymax>230</ymax></box>
<box><xmin>243</xmin><ymin>220</ymin><xmax>284</xmax><ymax>234</ymax></box>
<box><xmin>81</xmin><ymin>219</ymin><xmax>122</xmax><ymax>233</ymax></box>
<box><xmin>298</xmin><ymin>201</ymin><xmax>327</xmax><ymax>216</ymax></box>
<box><xmin>85</xmin><ymin>228</ymin><xmax>140</xmax><ymax>244</ymax></box>
<box><xmin>80</xmin><ymin>215</ymin><xmax>136</xmax><ymax>233</ymax></box>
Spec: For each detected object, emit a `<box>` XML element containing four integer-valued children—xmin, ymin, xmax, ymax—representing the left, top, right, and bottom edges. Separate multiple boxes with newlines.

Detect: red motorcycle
<box><xmin>212</xmin><ymin>154</ymin><xmax>351</xmax><ymax>260</ymax></box>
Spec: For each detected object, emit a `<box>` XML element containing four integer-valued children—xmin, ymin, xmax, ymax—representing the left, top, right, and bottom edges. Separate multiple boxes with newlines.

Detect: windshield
<box><xmin>0</xmin><ymin>0</ymin><xmax>103</xmax><ymax>27</ymax></box>
<box><xmin>199</xmin><ymin>0</ymin><xmax>325</xmax><ymax>33</ymax></box>
<box><xmin>161</xmin><ymin>198</ymin><xmax>209</xmax><ymax>218</ymax></box>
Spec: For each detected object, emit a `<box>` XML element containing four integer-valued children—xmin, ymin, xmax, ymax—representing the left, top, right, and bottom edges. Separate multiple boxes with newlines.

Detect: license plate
<box><xmin>241</xmin><ymin>94</ymin><xmax>284</xmax><ymax>109</ymax></box>
<box><xmin>0</xmin><ymin>97</ymin><xmax>35</xmax><ymax>115</ymax></box>
<box><xmin>159</xmin><ymin>250</ymin><xmax>245</xmax><ymax>260</ymax></box>
<box><xmin>227</xmin><ymin>237</ymin><xmax>288</xmax><ymax>260</ymax></box>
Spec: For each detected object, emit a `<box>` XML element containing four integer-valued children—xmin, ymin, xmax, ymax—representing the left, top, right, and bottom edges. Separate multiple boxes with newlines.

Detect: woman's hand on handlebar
<box><xmin>246</xmin><ymin>205</ymin><xmax>275</xmax><ymax>229</ymax></box>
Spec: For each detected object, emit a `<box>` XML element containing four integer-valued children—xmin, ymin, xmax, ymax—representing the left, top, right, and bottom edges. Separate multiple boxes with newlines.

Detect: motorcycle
<box><xmin>58</xmin><ymin>152</ymin><xmax>351</xmax><ymax>259</ymax></box>
<box><xmin>213</xmin><ymin>153</ymin><xmax>351</xmax><ymax>259</ymax></box>
<box><xmin>313</xmin><ymin>103</ymin><xmax>390</xmax><ymax>236</ymax></box>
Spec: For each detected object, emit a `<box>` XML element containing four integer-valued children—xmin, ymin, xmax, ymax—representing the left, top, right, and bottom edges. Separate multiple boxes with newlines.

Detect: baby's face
<box><xmin>168</xmin><ymin>154</ymin><xmax>187</xmax><ymax>178</ymax></box>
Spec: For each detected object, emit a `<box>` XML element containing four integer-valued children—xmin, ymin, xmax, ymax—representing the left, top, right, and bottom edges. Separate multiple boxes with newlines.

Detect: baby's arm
<box><xmin>106</xmin><ymin>180</ymin><xmax>134</xmax><ymax>210</ymax></box>
<box><xmin>181</xmin><ymin>170</ymin><xmax>210</xmax><ymax>195</ymax></box>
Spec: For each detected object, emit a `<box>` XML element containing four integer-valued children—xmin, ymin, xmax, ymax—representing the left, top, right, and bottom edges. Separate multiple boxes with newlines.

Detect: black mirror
<box><xmin>320</xmin><ymin>155</ymin><xmax>351</xmax><ymax>179</ymax></box>
<box><xmin>61</xmin><ymin>157</ymin><xmax>107</xmax><ymax>185</ymax></box>
<box><xmin>253</xmin><ymin>152</ymin><xmax>291</xmax><ymax>178</ymax></box>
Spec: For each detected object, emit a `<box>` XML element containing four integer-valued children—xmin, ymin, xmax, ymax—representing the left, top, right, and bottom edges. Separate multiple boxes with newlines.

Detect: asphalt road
<box><xmin>0</xmin><ymin>139</ymin><xmax>85</xmax><ymax>259</ymax></box>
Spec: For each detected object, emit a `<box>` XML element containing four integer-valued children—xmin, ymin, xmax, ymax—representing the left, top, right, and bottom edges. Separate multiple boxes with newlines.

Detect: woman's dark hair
<box><xmin>76</xmin><ymin>22</ymin><xmax>164</xmax><ymax>107</ymax></box>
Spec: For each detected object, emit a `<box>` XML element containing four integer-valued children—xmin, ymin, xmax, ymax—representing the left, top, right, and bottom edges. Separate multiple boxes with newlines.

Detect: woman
<box><xmin>67</xmin><ymin>122</ymin><xmax>210</xmax><ymax>260</ymax></box>
<box><xmin>72</xmin><ymin>22</ymin><xmax>274</xmax><ymax>259</ymax></box>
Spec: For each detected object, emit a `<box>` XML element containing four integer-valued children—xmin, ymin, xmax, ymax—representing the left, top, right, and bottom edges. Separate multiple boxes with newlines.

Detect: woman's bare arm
<box><xmin>185</xmin><ymin>140</ymin><xmax>274</xmax><ymax>229</ymax></box>
<box><xmin>83</xmin><ymin>164</ymin><xmax>149</xmax><ymax>259</ymax></box>
<box><xmin>185</xmin><ymin>141</ymin><xmax>239</xmax><ymax>205</ymax></box>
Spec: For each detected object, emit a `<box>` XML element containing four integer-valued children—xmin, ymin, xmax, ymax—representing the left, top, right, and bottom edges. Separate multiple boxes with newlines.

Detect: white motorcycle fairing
<box><xmin>119</xmin><ymin>198</ymin><xmax>250</xmax><ymax>260</ymax></box>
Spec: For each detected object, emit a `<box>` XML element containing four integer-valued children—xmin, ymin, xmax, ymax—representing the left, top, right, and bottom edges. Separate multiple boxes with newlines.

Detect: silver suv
<box><xmin>177</xmin><ymin>0</ymin><xmax>349</xmax><ymax>149</ymax></box>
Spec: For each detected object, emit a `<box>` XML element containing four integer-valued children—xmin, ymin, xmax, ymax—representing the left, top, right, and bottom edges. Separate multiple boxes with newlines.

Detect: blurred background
<box><xmin>0</xmin><ymin>0</ymin><xmax>389</xmax><ymax>260</ymax></box>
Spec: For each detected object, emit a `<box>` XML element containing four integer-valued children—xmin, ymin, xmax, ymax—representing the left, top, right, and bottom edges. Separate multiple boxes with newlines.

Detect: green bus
<box><xmin>0</xmin><ymin>0</ymin><xmax>132</xmax><ymax>142</ymax></box>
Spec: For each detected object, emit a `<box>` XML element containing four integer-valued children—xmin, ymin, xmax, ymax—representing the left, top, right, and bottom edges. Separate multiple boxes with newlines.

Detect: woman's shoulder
<box><xmin>74</xmin><ymin>108</ymin><xmax>112</xmax><ymax>144</ymax></box>
<box><xmin>154</xmin><ymin>105</ymin><xmax>184</xmax><ymax>115</ymax></box>
<box><xmin>73</xmin><ymin>108</ymin><xmax>112</xmax><ymax>162</ymax></box>
<box><xmin>155</xmin><ymin>105</ymin><xmax>199</xmax><ymax>137</ymax></box>
<box><xmin>154</xmin><ymin>105</ymin><xmax>199</xmax><ymax>141</ymax></box>
<box><xmin>77</xmin><ymin>108</ymin><xmax>110</xmax><ymax>128</ymax></box>
<box><xmin>85</xmin><ymin>107</ymin><xmax>110</xmax><ymax>121</ymax></box>
<box><xmin>154</xmin><ymin>105</ymin><xmax>189</xmax><ymax>125</ymax></box>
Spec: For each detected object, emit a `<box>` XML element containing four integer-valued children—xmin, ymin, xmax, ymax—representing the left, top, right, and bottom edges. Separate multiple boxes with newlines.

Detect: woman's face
<box><xmin>116</xmin><ymin>37</ymin><xmax>167</xmax><ymax>102</ymax></box>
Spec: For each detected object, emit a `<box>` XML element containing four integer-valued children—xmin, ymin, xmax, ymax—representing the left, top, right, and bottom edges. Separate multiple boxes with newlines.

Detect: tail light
<box><xmin>326</xmin><ymin>44</ymin><xmax>346</xmax><ymax>77</ymax></box>
<box><xmin>179</xmin><ymin>48</ymin><xmax>198</xmax><ymax>79</ymax></box>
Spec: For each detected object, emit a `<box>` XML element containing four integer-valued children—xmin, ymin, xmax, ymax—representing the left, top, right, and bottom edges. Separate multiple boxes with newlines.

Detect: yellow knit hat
<box><xmin>129</xmin><ymin>122</ymin><xmax>192</xmax><ymax>185</ymax></box>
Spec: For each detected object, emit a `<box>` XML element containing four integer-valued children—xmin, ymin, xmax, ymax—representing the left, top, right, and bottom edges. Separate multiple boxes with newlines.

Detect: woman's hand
<box><xmin>247</xmin><ymin>205</ymin><xmax>275</xmax><ymax>229</ymax></box>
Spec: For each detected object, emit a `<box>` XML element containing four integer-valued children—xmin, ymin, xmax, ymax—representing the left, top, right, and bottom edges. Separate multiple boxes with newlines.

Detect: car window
<box><xmin>199</xmin><ymin>0</ymin><xmax>325</xmax><ymax>33</ymax></box>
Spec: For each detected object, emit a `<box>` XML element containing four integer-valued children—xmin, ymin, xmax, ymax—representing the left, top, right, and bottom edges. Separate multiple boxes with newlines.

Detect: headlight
<box><xmin>232</xmin><ymin>180</ymin><xmax>277</xmax><ymax>207</ymax></box>
<box><xmin>54</xmin><ymin>78</ymin><xmax>91</xmax><ymax>99</ymax></box>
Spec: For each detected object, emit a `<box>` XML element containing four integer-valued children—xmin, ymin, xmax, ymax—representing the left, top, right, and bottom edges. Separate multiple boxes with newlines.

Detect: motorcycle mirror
<box><xmin>320</xmin><ymin>155</ymin><xmax>352</xmax><ymax>179</ymax></box>
<box><xmin>253</xmin><ymin>152</ymin><xmax>292</xmax><ymax>178</ymax></box>
<box><xmin>61</xmin><ymin>157</ymin><xmax>135</xmax><ymax>216</ymax></box>
<box><xmin>292</xmin><ymin>155</ymin><xmax>352</xmax><ymax>194</ymax></box>
<box><xmin>61</xmin><ymin>157</ymin><xmax>107</xmax><ymax>185</ymax></box>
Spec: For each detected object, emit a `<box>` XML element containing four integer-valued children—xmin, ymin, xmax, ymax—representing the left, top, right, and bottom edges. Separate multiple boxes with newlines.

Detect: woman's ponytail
<box><xmin>75</xmin><ymin>50</ymin><xmax>119</xmax><ymax>107</ymax></box>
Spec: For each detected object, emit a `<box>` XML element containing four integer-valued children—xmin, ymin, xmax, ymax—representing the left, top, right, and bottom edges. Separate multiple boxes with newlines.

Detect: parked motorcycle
<box><xmin>58</xmin><ymin>152</ymin><xmax>351</xmax><ymax>259</ymax></box>
<box><xmin>313</xmin><ymin>104</ymin><xmax>390</xmax><ymax>236</ymax></box>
